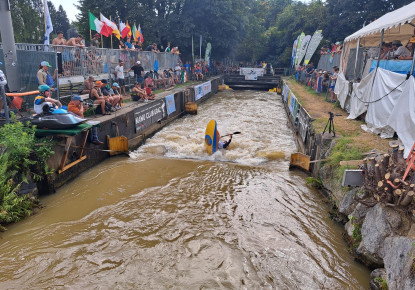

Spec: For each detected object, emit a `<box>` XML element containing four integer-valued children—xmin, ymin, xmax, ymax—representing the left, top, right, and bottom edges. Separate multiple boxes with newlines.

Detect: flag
<box><xmin>89</xmin><ymin>12</ymin><xmax>103</xmax><ymax>33</ymax></box>
<box><xmin>132</xmin><ymin>24</ymin><xmax>137</xmax><ymax>41</ymax></box>
<box><xmin>100</xmin><ymin>13</ymin><xmax>117</xmax><ymax>32</ymax></box>
<box><xmin>138</xmin><ymin>25</ymin><xmax>144</xmax><ymax>43</ymax></box>
<box><xmin>126</xmin><ymin>21</ymin><xmax>132</xmax><ymax>38</ymax></box>
<box><xmin>119</xmin><ymin>21</ymin><xmax>130</xmax><ymax>39</ymax></box>
<box><xmin>44</xmin><ymin>1</ymin><xmax>53</xmax><ymax>45</ymax></box>
<box><xmin>111</xmin><ymin>21</ymin><xmax>121</xmax><ymax>40</ymax></box>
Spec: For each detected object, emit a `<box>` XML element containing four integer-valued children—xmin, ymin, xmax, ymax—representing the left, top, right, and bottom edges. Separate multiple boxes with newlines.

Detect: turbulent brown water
<box><xmin>0</xmin><ymin>90</ymin><xmax>369</xmax><ymax>289</ymax></box>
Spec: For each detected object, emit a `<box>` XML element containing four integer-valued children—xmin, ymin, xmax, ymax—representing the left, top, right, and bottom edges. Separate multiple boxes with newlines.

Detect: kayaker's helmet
<box><xmin>39</xmin><ymin>85</ymin><xmax>51</xmax><ymax>93</ymax></box>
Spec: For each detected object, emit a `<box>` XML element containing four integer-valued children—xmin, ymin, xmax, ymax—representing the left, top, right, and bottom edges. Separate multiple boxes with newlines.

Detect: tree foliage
<box><xmin>47</xmin><ymin>2</ymin><xmax>70</xmax><ymax>39</ymax></box>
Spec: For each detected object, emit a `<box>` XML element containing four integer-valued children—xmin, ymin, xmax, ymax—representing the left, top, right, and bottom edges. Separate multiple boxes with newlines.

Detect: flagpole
<box><xmin>43</xmin><ymin>0</ymin><xmax>47</xmax><ymax>44</ymax></box>
<box><xmin>101</xmin><ymin>34</ymin><xmax>103</xmax><ymax>49</ymax></box>
<box><xmin>110</xmin><ymin>16</ymin><xmax>113</xmax><ymax>49</ymax></box>
<box><xmin>90</xmin><ymin>29</ymin><xmax>92</xmax><ymax>44</ymax></box>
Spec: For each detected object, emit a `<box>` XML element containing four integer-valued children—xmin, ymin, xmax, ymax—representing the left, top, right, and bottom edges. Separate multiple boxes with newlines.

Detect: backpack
<box><xmin>95</xmin><ymin>101</ymin><xmax>113</xmax><ymax>114</ymax></box>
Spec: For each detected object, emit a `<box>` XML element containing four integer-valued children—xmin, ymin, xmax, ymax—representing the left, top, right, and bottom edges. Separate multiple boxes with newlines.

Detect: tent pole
<box><xmin>376</xmin><ymin>29</ymin><xmax>384</xmax><ymax>70</ymax></box>
<box><xmin>410</xmin><ymin>46</ymin><xmax>415</xmax><ymax>75</ymax></box>
<box><xmin>354</xmin><ymin>38</ymin><xmax>360</xmax><ymax>80</ymax></box>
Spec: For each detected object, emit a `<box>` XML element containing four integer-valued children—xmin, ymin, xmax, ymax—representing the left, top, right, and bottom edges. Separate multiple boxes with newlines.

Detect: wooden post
<box><xmin>400</xmin><ymin>191</ymin><xmax>414</xmax><ymax>206</ymax></box>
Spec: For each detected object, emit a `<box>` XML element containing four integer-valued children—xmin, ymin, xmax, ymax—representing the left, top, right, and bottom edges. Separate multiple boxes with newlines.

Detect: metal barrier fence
<box><xmin>0</xmin><ymin>43</ymin><xmax>180</xmax><ymax>88</ymax></box>
<box><xmin>316</xmin><ymin>53</ymin><xmax>341</xmax><ymax>72</ymax></box>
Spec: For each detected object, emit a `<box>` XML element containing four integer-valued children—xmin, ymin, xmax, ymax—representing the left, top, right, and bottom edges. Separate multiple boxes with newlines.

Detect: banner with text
<box><xmin>165</xmin><ymin>94</ymin><xmax>176</xmax><ymax>115</ymax></box>
<box><xmin>134</xmin><ymin>99</ymin><xmax>167</xmax><ymax>133</ymax></box>
<box><xmin>239</xmin><ymin>68</ymin><xmax>264</xmax><ymax>77</ymax></box>
<box><xmin>194</xmin><ymin>81</ymin><xmax>212</xmax><ymax>101</ymax></box>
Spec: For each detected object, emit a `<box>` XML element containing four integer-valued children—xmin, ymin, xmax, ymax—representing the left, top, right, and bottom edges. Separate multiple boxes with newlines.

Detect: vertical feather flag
<box><xmin>138</xmin><ymin>25</ymin><xmax>144</xmax><ymax>44</ymax></box>
<box><xmin>44</xmin><ymin>0</ymin><xmax>53</xmax><ymax>45</ymax></box>
<box><xmin>126</xmin><ymin>21</ymin><xmax>132</xmax><ymax>38</ymax></box>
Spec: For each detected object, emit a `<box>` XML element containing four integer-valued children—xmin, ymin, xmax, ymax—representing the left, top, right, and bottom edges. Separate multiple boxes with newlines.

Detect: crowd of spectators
<box><xmin>320</xmin><ymin>42</ymin><xmax>343</xmax><ymax>55</ymax></box>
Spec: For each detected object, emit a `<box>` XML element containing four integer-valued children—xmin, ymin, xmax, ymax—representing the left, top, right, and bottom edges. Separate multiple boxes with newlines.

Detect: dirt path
<box><xmin>284</xmin><ymin>77</ymin><xmax>391</xmax><ymax>153</ymax></box>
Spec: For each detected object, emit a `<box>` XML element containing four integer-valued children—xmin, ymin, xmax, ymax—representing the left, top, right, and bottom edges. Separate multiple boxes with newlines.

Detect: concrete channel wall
<box><xmin>39</xmin><ymin>76</ymin><xmax>224</xmax><ymax>194</ymax></box>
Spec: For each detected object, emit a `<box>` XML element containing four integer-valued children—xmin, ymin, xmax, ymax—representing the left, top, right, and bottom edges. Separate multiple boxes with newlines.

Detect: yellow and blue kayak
<box><xmin>205</xmin><ymin>119</ymin><xmax>219</xmax><ymax>155</ymax></box>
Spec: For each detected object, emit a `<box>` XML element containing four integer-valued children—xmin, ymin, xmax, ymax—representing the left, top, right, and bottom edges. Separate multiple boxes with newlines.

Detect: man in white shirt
<box><xmin>392</xmin><ymin>40</ymin><xmax>410</xmax><ymax>59</ymax></box>
<box><xmin>114</xmin><ymin>60</ymin><xmax>126</xmax><ymax>95</ymax></box>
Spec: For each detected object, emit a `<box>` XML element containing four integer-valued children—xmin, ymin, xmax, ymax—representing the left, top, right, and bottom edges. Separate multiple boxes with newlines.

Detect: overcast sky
<box><xmin>50</xmin><ymin>0</ymin><xmax>312</xmax><ymax>22</ymax></box>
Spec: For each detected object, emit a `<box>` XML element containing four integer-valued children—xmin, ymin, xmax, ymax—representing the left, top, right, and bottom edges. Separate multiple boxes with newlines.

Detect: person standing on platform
<box><xmin>127</xmin><ymin>61</ymin><xmax>145</xmax><ymax>84</ymax></box>
<box><xmin>114</xmin><ymin>60</ymin><xmax>126</xmax><ymax>95</ymax></box>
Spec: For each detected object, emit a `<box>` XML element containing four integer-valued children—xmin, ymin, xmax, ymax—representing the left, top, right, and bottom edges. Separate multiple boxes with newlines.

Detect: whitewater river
<box><xmin>0</xmin><ymin>90</ymin><xmax>369</xmax><ymax>289</ymax></box>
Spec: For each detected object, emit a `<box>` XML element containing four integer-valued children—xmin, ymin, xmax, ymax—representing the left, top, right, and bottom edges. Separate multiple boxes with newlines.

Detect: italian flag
<box><xmin>89</xmin><ymin>12</ymin><xmax>104</xmax><ymax>34</ymax></box>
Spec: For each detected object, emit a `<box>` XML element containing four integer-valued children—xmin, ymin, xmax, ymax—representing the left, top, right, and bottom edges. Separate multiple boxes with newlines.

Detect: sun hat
<box><xmin>94</xmin><ymin>81</ymin><xmax>103</xmax><ymax>87</ymax></box>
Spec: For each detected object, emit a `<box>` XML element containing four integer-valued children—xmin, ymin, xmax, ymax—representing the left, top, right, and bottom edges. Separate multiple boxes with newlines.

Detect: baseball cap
<box><xmin>41</xmin><ymin>61</ymin><xmax>52</xmax><ymax>67</ymax></box>
<box><xmin>112</xmin><ymin>82</ymin><xmax>120</xmax><ymax>88</ymax></box>
<box><xmin>136</xmin><ymin>61</ymin><xmax>141</xmax><ymax>65</ymax></box>
<box><xmin>72</xmin><ymin>95</ymin><xmax>82</xmax><ymax>101</ymax></box>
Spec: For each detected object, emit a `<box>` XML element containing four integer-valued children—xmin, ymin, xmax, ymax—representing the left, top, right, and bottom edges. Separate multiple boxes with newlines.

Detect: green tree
<box><xmin>9</xmin><ymin>0</ymin><xmax>44</xmax><ymax>43</ymax></box>
<box><xmin>47</xmin><ymin>2</ymin><xmax>70</xmax><ymax>38</ymax></box>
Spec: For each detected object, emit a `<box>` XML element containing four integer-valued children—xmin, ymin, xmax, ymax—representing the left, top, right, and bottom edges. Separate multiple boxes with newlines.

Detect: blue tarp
<box><xmin>370</xmin><ymin>60</ymin><xmax>414</xmax><ymax>75</ymax></box>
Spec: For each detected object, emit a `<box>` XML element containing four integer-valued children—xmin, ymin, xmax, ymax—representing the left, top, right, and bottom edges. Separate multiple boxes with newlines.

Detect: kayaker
<box><xmin>34</xmin><ymin>85</ymin><xmax>62</xmax><ymax>114</ymax></box>
<box><xmin>218</xmin><ymin>134</ymin><xmax>232</xmax><ymax>149</ymax></box>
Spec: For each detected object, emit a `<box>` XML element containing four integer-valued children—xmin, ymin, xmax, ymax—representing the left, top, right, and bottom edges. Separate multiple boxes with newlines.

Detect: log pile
<box><xmin>363</xmin><ymin>146</ymin><xmax>415</xmax><ymax>208</ymax></box>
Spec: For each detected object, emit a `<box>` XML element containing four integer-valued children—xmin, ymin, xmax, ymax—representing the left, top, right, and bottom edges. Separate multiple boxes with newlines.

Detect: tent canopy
<box><xmin>344</xmin><ymin>1</ymin><xmax>415</xmax><ymax>46</ymax></box>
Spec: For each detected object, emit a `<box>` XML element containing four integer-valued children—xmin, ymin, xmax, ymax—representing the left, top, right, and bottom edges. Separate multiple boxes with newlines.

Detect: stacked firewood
<box><xmin>363</xmin><ymin>145</ymin><xmax>415</xmax><ymax>207</ymax></box>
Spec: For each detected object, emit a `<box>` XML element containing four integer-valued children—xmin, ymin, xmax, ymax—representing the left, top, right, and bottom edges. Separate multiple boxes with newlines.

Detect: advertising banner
<box><xmin>134</xmin><ymin>99</ymin><xmax>166</xmax><ymax>133</ymax></box>
<box><xmin>240</xmin><ymin>68</ymin><xmax>264</xmax><ymax>76</ymax></box>
<box><xmin>194</xmin><ymin>81</ymin><xmax>212</xmax><ymax>101</ymax></box>
<box><xmin>245</xmin><ymin>74</ymin><xmax>258</xmax><ymax>80</ymax></box>
<box><xmin>165</xmin><ymin>94</ymin><xmax>176</xmax><ymax>115</ymax></box>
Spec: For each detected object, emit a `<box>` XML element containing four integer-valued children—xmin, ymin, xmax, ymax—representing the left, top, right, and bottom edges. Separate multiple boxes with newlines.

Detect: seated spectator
<box><xmin>67</xmin><ymin>95</ymin><xmax>103</xmax><ymax>145</ymax></box>
<box><xmin>100</xmin><ymin>79</ymin><xmax>116</xmax><ymax>108</ymax></box>
<box><xmin>34</xmin><ymin>85</ymin><xmax>62</xmax><ymax>114</ymax></box>
<box><xmin>194</xmin><ymin>64</ymin><xmax>203</xmax><ymax>81</ymax></box>
<box><xmin>111</xmin><ymin>83</ymin><xmax>123</xmax><ymax>109</ymax></box>
<box><xmin>163</xmin><ymin>69</ymin><xmax>174</xmax><ymax>87</ymax></box>
<box><xmin>79</xmin><ymin>76</ymin><xmax>95</xmax><ymax>94</ymax></box>
<box><xmin>144</xmin><ymin>72</ymin><xmax>155</xmax><ymax>88</ymax></box>
<box><xmin>89</xmin><ymin>81</ymin><xmax>110</xmax><ymax>115</ymax></box>
<box><xmin>37</xmin><ymin>61</ymin><xmax>57</xmax><ymax>92</ymax></box>
<box><xmin>144</xmin><ymin>83</ymin><xmax>155</xmax><ymax>101</ymax></box>
<box><xmin>392</xmin><ymin>40</ymin><xmax>410</xmax><ymax>59</ymax></box>
<box><xmin>398</xmin><ymin>42</ymin><xmax>414</xmax><ymax>60</ymax></box>
<box><xmin>381</xmin><ymin>42</ymin><xmax>393</xmax><ymax>60</ymax></box>
<box><xmin>152</xmin><ymin>70</ymin><xmax>167</xmax><ymax>89</ymax></box>
<box><xmin>131</xmin><ymin>82</ymin><xmax>147</xmax><ymax>101</ymax></box>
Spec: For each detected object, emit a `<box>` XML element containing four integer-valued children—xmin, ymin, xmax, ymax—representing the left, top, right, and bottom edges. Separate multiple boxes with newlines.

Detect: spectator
<box><xmin>144</xmin><ymin>83</ymin><xmax>155</xmax><ymax>101</ymax></box>
<box><xmin>398</xmin><ymin>42</ymin><xmax>414</xmax><ymax>60</ymax></box>
<box><xmin>89</xmin><ymin>81</ymin><xmax>110</xmax><ymax>115</ymax></box>
<box><xmin>34</xmin><ymin>85</ymin><xmax>62</xmax><ymax>114</ymax></box>
<box><xmin>111</xmin><ymin>83</ymin><xmax>123</xmax><ymax>109</ymax></box>
<box><xmin>37</xmin><ymin>61</ymin><xmax>57</xmax><ymax>92</ymax></box>
<box><xmin>52</xmin><ymin>31</ymin><xmax>66</xmax><ymax>46</ymax></box>
<box><xmin>126</xmin><ymin>61</ymin><xmax>145</xmax><ymax>84</ymax></box>
<box><xmin>146</xmin><ymin>43</ymin><xmax>159</xmax><ymax>52</ymax></box>
<box><xmin>90</xmin><ymin>33</ymin><xmax>100</xmax><ymax>48</ymax></box>
<box><xmin>136</xmin><ymin>41</ymin><xmax>143</xmax><ymax>51</ymax></box>
<box><xmin>329</xmin><ymin>66</ymin><xmax>339</xmax><ymax>102</ymax></box>
<box><xmin>131</xmin><ymin>40</ymin><xmax>137</xmax><ymax>50</ymax></box>
<box><xmin>66</xmin><ymin>35</ymin><xmax>85</xmax><ymax>48</ymax></box>
<box><xmin>144</xmin><ymin>72</ymin><xmax>155</xmax><ymax>88</ymax></box>
<box><xmin>174</xmin><ymin>63</ymin><xmax>182</xmax><ymax>83</ymax></box>
<box><xmin>381</xmin><ymin>42</ymin><xmax>393</xmax><ymax>60</ymax></box>
<box><xmin>125</xmin><ymin>38</ymin><xmax>133</xmax><ymax>50</ymax></box>
<box><xmin>114</xmin><ymin>60</ymin><xmax>126</xmax><ymax>95</ymax></box>
<box><xmin>79</xmin><ymin>76</ymin><xmax>95</xmax><ymax>94</ymax></box>
<box><xmin>67</xmin><ymin>95</ymin><xmax>103</xmax><ymax>145</ymax></box>
<box><xmin>131</xmin><ymin>82</ymin><xmax>147</xmax><ymax>101</ymax></box>
<box><xmin>165</xmin><ymin>42</ymin><xmax>171</xmax><ymax>52</ymax></box>
<box><xmin>100</xmin><ymin>79</ymin><xmax>116</xmax><ymax>108</ymax></box>
<box><xmin>119</xmin><ymin>39</ymin><xmax>126</xmax><ymax>50</ymax></box>
<box><xmin>392</xmin><ymin>40</ymin><xmax>410</xmax><ymax>59</ymax></box>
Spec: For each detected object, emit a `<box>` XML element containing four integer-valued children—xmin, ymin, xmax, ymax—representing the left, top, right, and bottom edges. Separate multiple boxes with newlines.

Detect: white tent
<box><xmin>341</xmin><ymin>1</ymin><xmax>415</xmax><ymax>73</ymax></box>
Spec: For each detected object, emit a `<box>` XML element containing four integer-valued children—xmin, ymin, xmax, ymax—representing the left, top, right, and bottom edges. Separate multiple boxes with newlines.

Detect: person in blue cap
<box><xmin>34</xmin><ymin>85</ymin><xmax>62</xmax><ymax>114</ymax></box>
<box><xmin>67</xmin><ymin>94</ymin><xmax>103</xmax><ymax>145</ymax></box>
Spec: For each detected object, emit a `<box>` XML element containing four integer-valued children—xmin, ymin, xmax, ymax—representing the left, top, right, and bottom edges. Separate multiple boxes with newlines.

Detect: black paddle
<box><xmin>220</xmin><ymin>131</ymin><xmax>241</xmax><ymax>138</ymax></box>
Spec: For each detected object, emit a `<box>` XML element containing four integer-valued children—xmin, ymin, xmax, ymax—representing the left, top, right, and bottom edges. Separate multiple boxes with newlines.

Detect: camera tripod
<box><xmin>323</xmin><ymin>112</ymin><xmax>336</xmax><ymax>137</ymax></box>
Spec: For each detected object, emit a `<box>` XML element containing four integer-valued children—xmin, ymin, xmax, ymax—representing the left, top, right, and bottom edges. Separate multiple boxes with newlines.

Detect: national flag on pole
<box><xmin>119</xmin><ymin>21</ymin><xmax>130</xmax><ymax>39</ymax></box>
<box><xmin>111</xmin><ymin>21</ymin><xmax>121</xmax><ymax>40</ymax></box>
<box><xmin>89</xmin><ymin>12</ymin><xmax>104</xmax><ymax>34</ymax></box>
<box><xmin>132</xmin><ymin>24</ymin><xmax>137</xmax><ymax>41</ymax></box>
<box><xmin>100</xmin><ymin>13</ymin><xmax>117</xmax><ymax>32</ymax></box>
<box><xmin>44</xmin><ymin>1</ymin><xmax>53</xmax><ymax>45</ymax></box>
<box><xmin>126</xmin><ymin>21</ymin><xmax>132</xmax><ymax>38</ymax></box>
<box><xmin>138</xmin><ymin>24</ymin><xmax>144</xmax><ymax>43</ymax></box>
